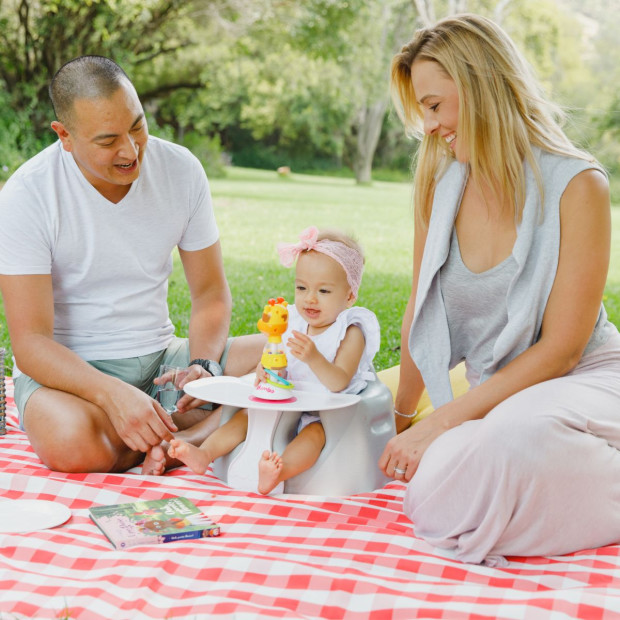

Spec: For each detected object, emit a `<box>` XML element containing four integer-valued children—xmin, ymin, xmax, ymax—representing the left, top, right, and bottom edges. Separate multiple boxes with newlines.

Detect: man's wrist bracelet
<box><xmin>394</xmin><ymin>409</ymin><xmax>419</xmax><ymax>419</ymax></box>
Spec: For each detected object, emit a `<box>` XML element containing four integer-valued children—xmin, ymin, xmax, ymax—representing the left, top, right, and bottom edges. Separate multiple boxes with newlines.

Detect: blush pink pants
<box><xmin>404</xmin><ymin>328</ymin><xmax>620</xmax><ymax>566</ymax></box>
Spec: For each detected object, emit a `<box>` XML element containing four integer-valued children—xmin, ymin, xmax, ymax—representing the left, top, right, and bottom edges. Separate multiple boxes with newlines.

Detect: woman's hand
<box><xmin>379</xmin><ymin>414</ymin><xmax>445</xmax><ymax>483</ymax></box>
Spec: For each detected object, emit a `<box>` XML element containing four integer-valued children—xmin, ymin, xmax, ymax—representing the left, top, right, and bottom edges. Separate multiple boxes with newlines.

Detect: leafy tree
<box><xmin>346</xmin><ymin>0</ymin><xmax>416</xmax><ymax>184</ymax></box>
<box><xmin>557</xmin><ymin>0</ymin><xmax>620</xmax><ymax>173</ymax></box>
<box><xmin>0</xmin><ymin>0</ymin><xmax>617</xmax><ymax>183</ymax></box>
<box><xmin>0</xmin><ymin>0</ymin><xmax>272</xmax><ymax>170</ymax></box>
<box><xmin>290</xmin><ymin>0</ymin><xmax>417</xmax><ymax>183</ymax></box>
<box><xmin>1</xmin><ymin>0</ymin><xmax>198</xmax><ymax>134</ymax></box>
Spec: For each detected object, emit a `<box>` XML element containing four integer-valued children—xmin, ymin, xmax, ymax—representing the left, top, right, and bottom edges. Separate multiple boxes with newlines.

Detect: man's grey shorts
<box><xmin>14</xmin><ymin>336</ymin><xmax>233</xmax><ymax>429</ymax></box>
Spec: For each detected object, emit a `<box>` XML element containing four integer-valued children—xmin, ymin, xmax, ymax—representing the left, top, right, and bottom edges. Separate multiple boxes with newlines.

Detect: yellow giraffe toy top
<box><xmin>257</xmin><ymin>297</ymin><xmax>289</xmax><ymax>371</ymax></box>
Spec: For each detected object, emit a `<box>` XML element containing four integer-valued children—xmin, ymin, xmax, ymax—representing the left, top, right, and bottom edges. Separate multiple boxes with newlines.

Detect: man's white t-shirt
<box><xmin>0</xmin><ymin>136</ymin><xmax>219</xmax><ymax>369</ymax></box>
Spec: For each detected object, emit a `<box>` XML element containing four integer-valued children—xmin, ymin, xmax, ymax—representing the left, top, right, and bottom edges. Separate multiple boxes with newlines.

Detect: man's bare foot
<box><xmin>141</xmin><ymin>443</ymin><xmax>167</xmax><ymax>475</ymax></box>
<box><xmin>258</xmin><ymin>450</ymin><xmax>284</xmax><ymax>495</ymax></box>
<box><xmin>168</xmin><ymin>438</ymin><xmax>211</xmax><ymax>475</ymax></box>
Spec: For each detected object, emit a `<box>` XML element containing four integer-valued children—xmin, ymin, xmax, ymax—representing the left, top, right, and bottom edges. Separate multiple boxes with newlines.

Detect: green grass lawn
<box><xmin>169</xmin><ymin>166</ymin><xmax>415</xmax><ymax>372</ymax></box>
<box><xmin>2</xmin><ymin>165</ymin><xmax>620</xmax><ymax>374</ymax></box>
<box><xmin>176</xmin><ymin>166</ymin><xmax>620</xmax><ymax>371</ymax></box>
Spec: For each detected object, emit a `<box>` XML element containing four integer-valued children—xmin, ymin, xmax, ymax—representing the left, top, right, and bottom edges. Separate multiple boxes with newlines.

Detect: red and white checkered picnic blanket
<box><xmin>1</xmin><ymin>378</ymin><xmax>620</xmax><ymax>619</ymax></box>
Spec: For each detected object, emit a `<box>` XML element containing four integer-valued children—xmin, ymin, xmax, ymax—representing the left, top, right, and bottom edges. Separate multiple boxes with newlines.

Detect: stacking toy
<box><xmin>253</xmin><ymin>297</ymin><xmax>295</xmax><ymax>400</ymax></box>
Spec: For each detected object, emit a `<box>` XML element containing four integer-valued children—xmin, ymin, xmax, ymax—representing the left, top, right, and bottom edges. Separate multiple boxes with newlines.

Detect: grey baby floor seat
<box><xmin>212</xmin><ymin>376</ymin><xmax>396</xmax><ymax>496</ymax></box>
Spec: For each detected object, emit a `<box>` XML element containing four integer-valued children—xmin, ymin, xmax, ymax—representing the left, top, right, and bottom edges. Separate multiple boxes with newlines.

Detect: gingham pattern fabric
<box><xmin>1</xmin><ymin>378</ymin><xmax>620</xmax><ymax>619</ymax></box>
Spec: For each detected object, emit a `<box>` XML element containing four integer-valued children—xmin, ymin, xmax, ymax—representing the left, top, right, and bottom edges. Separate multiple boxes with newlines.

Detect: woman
<box><xmin>379</xmin><ymin>13</ymin><xmax>620</xmax><ymax>566</ymax></box>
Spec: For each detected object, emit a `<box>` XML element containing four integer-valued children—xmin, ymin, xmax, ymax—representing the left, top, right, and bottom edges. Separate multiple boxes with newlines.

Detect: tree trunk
<box><xmin>353</xmin><ymin>0</ymin><xmax>399</xmax><ymax>185</ymax></box>
<box><xmin>354</xmin><ymin>98</ymin><xmax>388</xmax><ymax>184</ymax></box>
<box><xmin>413</xmin><ymin>0</ymin><xmax>435</xmax><ymax>26</ymax></box>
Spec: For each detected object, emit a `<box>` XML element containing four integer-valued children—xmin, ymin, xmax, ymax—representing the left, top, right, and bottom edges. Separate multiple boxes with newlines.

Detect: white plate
<box><xmin>0</xmin><ymin>499</ymin><xmax>71</xmax><ymax>533</ymax></box>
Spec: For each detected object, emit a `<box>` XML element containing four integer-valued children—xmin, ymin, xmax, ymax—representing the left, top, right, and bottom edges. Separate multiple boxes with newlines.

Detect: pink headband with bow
<box><xmin>277</xmin><ymin>226</ymin><xmax>364</xmax><ymax>297</ymax></box>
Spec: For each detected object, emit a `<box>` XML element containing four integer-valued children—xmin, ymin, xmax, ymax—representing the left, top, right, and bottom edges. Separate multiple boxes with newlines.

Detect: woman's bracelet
<box><xmin>394</xmin><ymin>408</ymin><xmax>419</xmax><ymax>420</ymax></box>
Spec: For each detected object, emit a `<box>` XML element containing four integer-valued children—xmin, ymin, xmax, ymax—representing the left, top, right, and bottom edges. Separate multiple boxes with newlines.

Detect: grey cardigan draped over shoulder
<box><xmin>409</xmin><ymin>148</ymin><xmax>610</xmax><ymax>409</ymax></box>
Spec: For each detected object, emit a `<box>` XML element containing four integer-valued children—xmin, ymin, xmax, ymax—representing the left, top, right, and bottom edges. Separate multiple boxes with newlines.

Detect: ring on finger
<box><xmin>394</xmin><ymin>467</ymin><xmax>406</xmax><ymax>475</ymax></box>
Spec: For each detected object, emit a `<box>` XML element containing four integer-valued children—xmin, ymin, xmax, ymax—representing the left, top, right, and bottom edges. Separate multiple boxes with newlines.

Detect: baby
<box><xmin>169</xmin><ymin>226</ymin><xmax>380</xmax><ymax>494</ymax></box>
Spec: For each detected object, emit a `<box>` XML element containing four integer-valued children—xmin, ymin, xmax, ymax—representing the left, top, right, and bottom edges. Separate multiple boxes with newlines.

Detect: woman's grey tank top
<box><xmin>440</xmin><ymin>223</ymin><xmax>610</xmax><ymax>387</ymax></box>
<box><xmin>411</xmin><ymin>150</ymin><xmax>611</xmax><ymax>407</ymax></box>
<box><xmin>440</xmin><ymin>228</ymin><xmax>518</xmax><ymax>384</ymax></box>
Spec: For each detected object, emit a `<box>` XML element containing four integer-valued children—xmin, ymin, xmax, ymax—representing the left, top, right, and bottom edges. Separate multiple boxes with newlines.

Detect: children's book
<box><xmin>89</xmin><ymin>496</ymin><xmax>220</xmax><ymax>549</ymax></box>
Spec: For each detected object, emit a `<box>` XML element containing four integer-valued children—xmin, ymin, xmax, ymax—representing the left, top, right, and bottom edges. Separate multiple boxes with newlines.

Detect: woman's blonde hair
<box><xmin>391</xmin><ymin>13</ymin><xmax>594</xmax><ymax>226</ymax></box>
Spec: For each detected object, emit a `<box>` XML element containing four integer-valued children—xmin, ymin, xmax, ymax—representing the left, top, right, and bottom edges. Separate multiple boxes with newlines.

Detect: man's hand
<box><xmin>104</xmin><ymin>382</ymin><xmax>178</xmax><ymax>452</ymax></box>
<box><xmin>168</xmin><ymin>363</ymin><xmax>214</xmax><ymax>413</ymax></box>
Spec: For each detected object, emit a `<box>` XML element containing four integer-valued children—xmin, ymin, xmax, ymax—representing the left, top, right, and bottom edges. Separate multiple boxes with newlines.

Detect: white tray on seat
<box><xmin>184</xmin><ymin>375</ymin><xmax>394</xmax><ymax>496</ymax></box>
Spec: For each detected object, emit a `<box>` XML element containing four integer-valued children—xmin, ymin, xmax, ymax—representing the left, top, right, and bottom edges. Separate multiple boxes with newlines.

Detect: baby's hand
<box><xmin>255</xmin><ymin>363</ymin><xmax>288</xmax><ymax>385</ymax></box>
<box><xmin>287</xmin><ymin>330</ymin><xmax>319</xmax><ymax>364</ymax></box>
<box><xmin>254</xmin><ymin>363</ymin><xmax>268</xmax><ymax>386</ymax></box>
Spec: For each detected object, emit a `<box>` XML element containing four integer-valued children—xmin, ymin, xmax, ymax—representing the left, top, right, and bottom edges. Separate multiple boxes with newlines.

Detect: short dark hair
<box><xmin>49</xmin><ymin>55</ymin><xmax>131</xmax><ymax>128</ymax></box>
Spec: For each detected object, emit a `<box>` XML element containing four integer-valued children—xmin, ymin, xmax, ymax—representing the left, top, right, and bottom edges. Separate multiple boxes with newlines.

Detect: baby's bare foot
<box><xmin>168</xmin><ymin>438</ymin><xmax>211</xmax><ymax>475</ymax></box>
<box><xmin>258</xmin><ymin>450</ymin><xmax>283</xmax><ymax>495</ymax></box>
<box><xmin>141</xmin><ymin>443</ymin><xmax>167</xmax><ymax>476</ymax></box>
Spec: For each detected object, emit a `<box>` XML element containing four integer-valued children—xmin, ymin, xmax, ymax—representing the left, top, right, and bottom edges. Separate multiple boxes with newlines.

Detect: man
<box><xmin>0</xmin><ymin>55</ymin><xmax>251</xmax><ymax>473</ymax></box>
